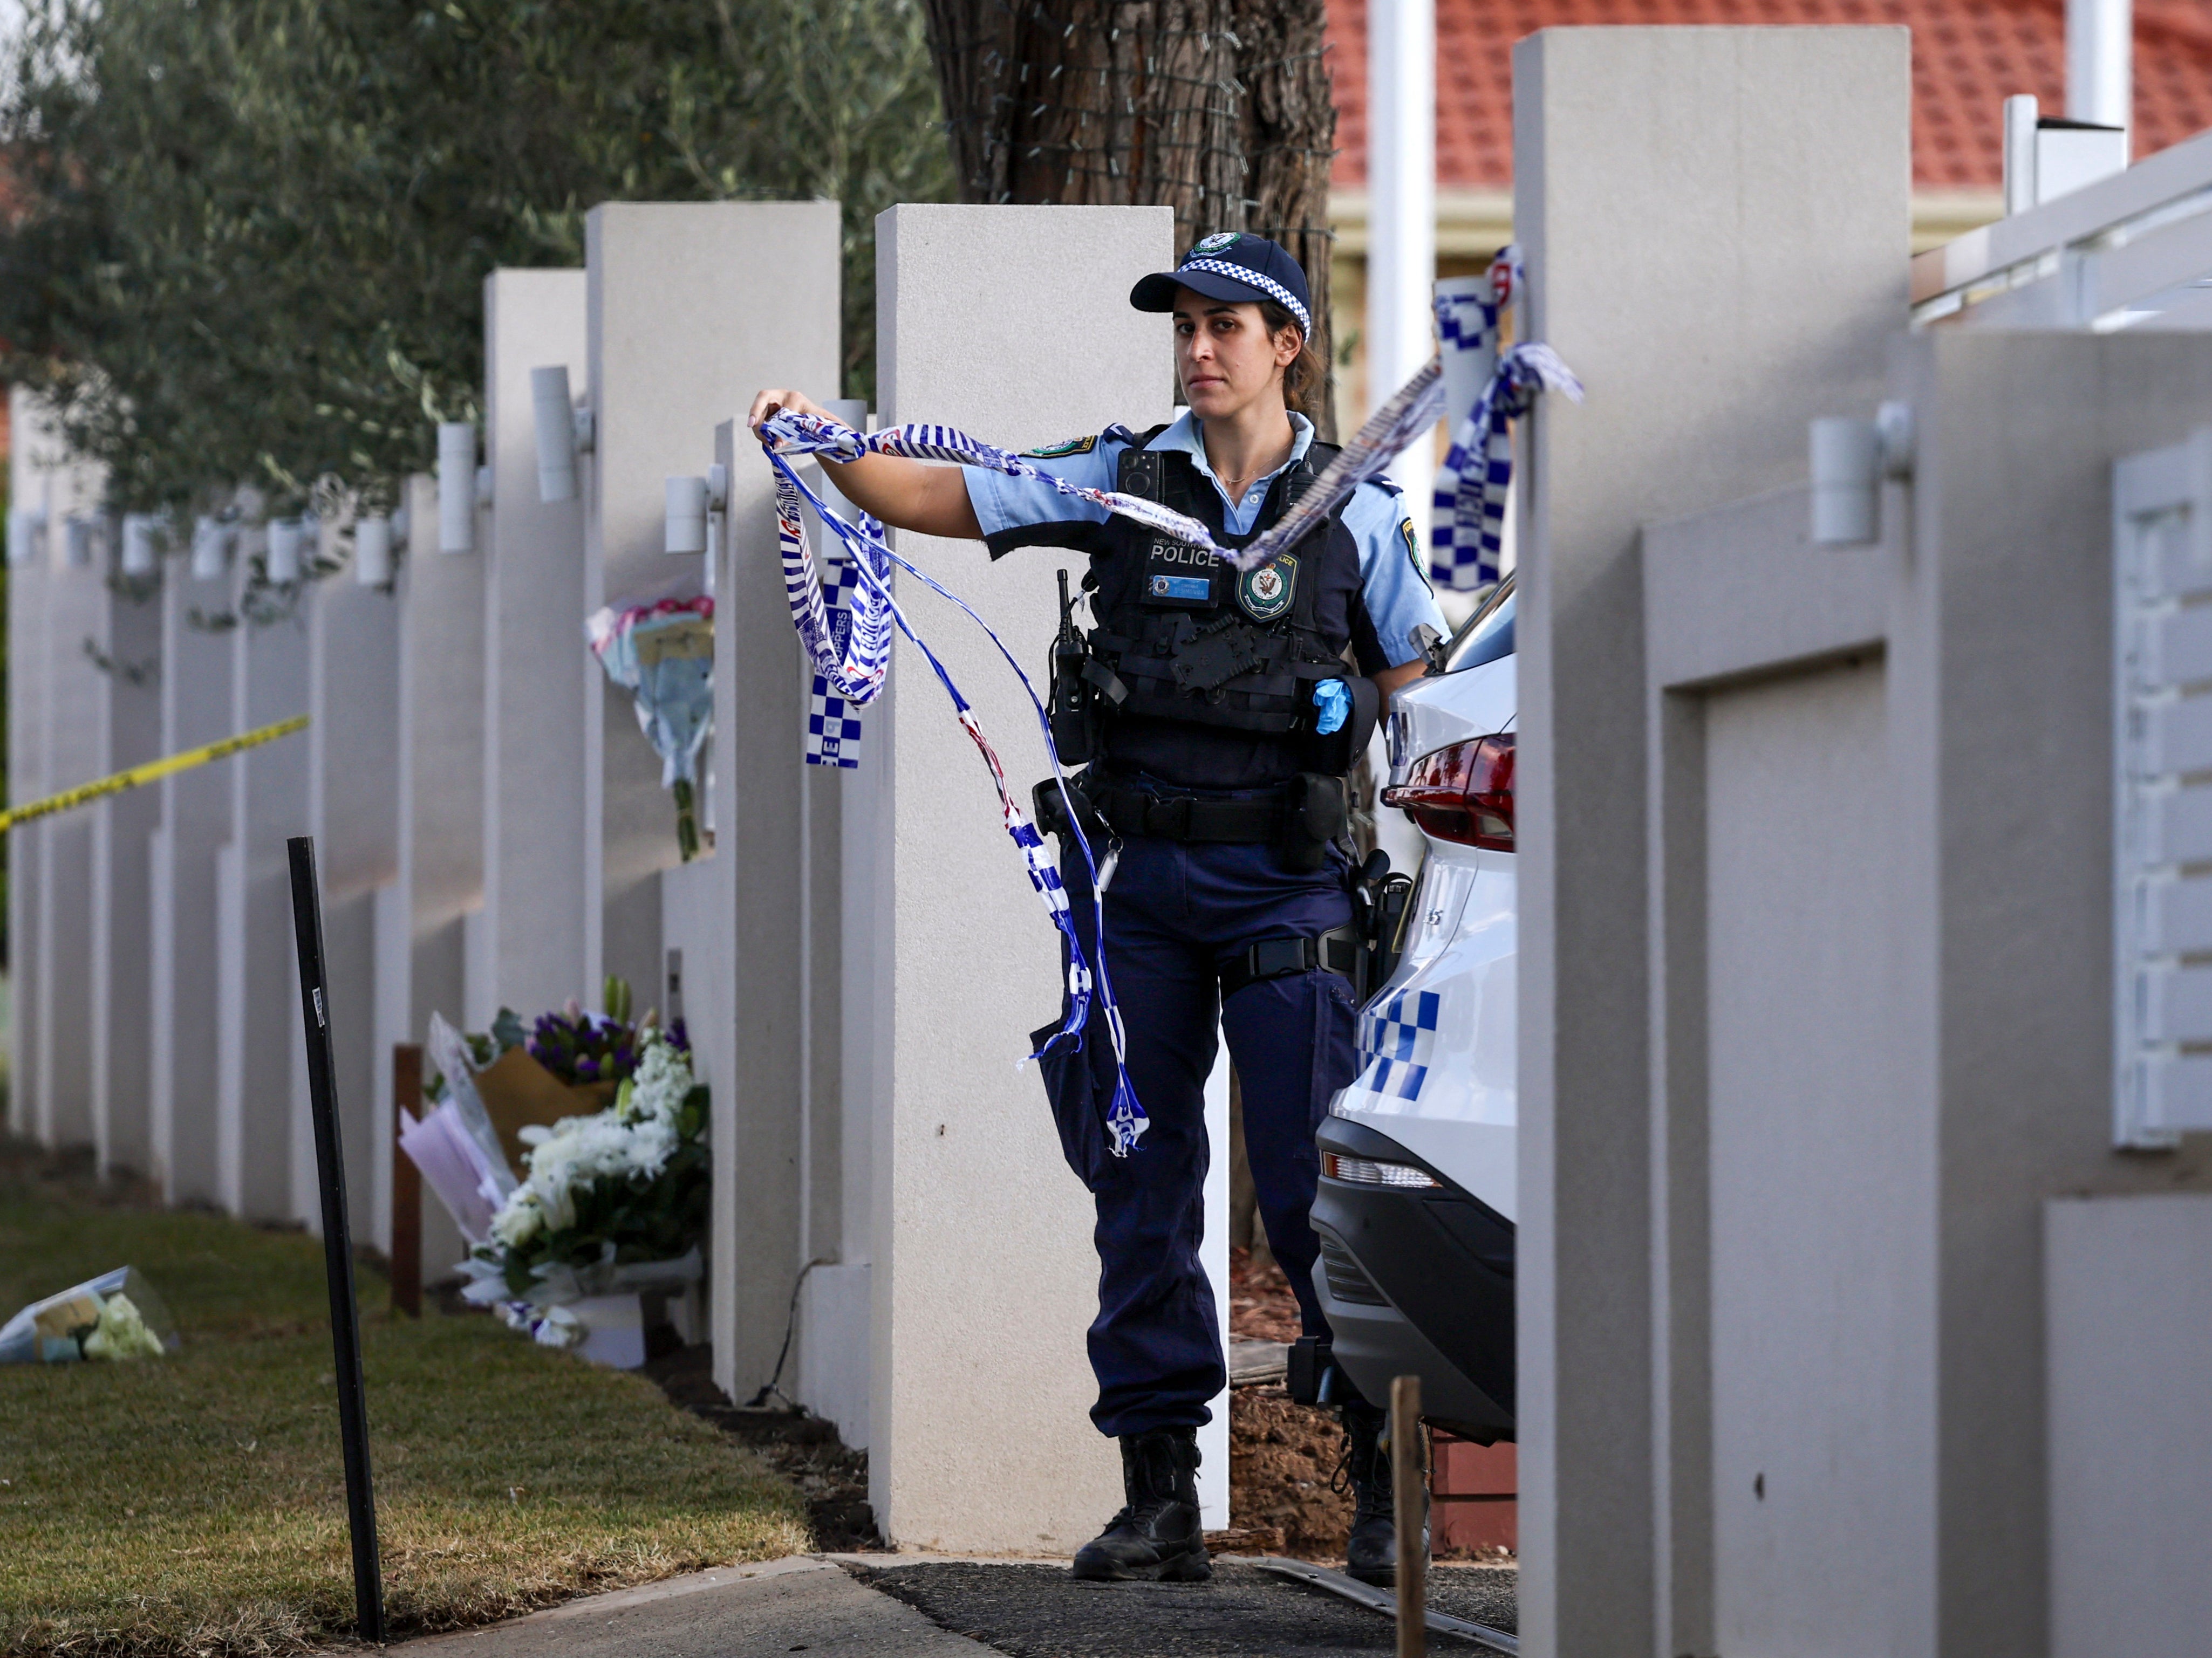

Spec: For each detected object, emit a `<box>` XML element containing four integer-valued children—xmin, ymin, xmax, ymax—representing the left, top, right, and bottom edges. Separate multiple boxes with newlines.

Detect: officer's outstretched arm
<box><xmin>747</xmin><ymin>388</ymin><xmax>983</xmax><ymax>541</ymax></box>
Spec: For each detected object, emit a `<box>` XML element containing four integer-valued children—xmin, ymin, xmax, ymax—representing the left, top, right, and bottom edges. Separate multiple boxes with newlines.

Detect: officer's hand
<box><xmin>747</xmin><ymin>388</ymin><xmax>829</xmax><ymax>439</ymax></box>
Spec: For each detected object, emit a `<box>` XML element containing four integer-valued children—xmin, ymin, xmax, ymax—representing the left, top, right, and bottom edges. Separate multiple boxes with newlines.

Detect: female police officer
<box><xmin>748</xmin><ymin>232</ymin><xmax>1444</xmax><ymax>1586</ymax></box>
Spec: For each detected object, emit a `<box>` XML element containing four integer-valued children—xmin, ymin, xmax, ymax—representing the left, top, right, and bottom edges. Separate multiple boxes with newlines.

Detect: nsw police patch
<box><xmin>1022</xmin><ymin>434</ymin><xmax>1098</xmax><ymax>460</ymax></box>
<box><xmin>1191</xmin><ymin>231</ymin><xmax>1241</xmax><ymax>256</ymax></box>
<box><xmin>1238</xmin><ymin>553</ymin><xmax>1298</xmax><ymax>622</ymax></box>
<box><xmin>1400</xmin><ymin>517</ymin><xmax>1433</xmax><ymax>590</ymax></box>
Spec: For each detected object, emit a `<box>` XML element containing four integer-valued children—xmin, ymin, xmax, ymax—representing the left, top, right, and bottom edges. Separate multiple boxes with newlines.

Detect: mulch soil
<box><xmin>1220</xmin><ymin>1247</ymin><xmax>1357</xmax><ymax>1558</ymax></box>
<box><xmin>1221</xmin><ymin>1246</ymin><xmax>1514</xmax><ymax>1567</ymax></box>
<box><xmin>640</xmin><ymin>1343</ymin><xmax>882</xmax><ymax>1553</ymax></box>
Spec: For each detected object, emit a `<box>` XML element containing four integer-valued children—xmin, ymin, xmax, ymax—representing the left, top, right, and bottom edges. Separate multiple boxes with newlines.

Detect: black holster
<box><xmin>1282</xmin><ymin>772</ymin><xmax>1349</xmax><ymax>871</ymax></box>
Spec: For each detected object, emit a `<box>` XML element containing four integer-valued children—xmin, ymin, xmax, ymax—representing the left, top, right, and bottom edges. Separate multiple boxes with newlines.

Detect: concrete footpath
<box><xmin>397</xmin><ymin>1557</ymin><xmax>1519</xmax><ymax>1658</ymax></box>
<box><xmin>401</xmin><ymin>1560</ymin><xmax>995</xmax><ymax>1658</ymax></box>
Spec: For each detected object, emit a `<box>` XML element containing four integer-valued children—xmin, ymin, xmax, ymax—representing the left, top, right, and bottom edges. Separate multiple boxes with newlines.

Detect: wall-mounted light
<box><xmin>438</xmin><ymin>421</ymin><xmax>477</xmax><ymax>553</ymax></box>
<box><xmin>8</xmin><ymin>505</ymin><xmax>47</xmax><ymax>568</ymax></box>
<box><xmin>531</xmin><ymin>366</ymin><xmax>593</xmax><ymax>503</ymax></box>
<box><xmin>665</xmin><ymin>475</ymin><xmax>710</xmax><ymax>554</ymax></box>
<box><xmin>355</xmin><ymin>515</ymin><xmax>394</xmax><ymax>586</ymax></box>
<box><xmin>191</xmin><ymin>516</ymin><xmax>230</xmax><ymax>581</ymax></box>
<box><xmin>1810</xmin><ymin>402</ymin><xmax>1916</xmax><ymax>546</ymax></box>
<box><xmin>268</xmin><ymin>517</ymin><xmax>305</xmax><ymax>584</ymax></box>
<box><xmin>121</xmin><ymin>513</ymin><xmax>159</xmax><ymax>577</ymax></box>
<box><xmin>64</xmin><ymin>515</ymin><xmax>95</xmax><ymax>568</ymax></box>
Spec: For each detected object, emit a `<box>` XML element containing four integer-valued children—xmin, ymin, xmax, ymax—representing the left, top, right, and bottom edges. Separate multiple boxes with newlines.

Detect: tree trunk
<box><xmin>921</xmin><ymin>0</ymin><xmax>1339</xmax><ymax>434</ymax></box>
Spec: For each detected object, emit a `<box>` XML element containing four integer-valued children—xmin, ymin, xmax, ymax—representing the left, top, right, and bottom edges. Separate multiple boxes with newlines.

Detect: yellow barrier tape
<box><xmin>0</xmin><ymin>714</ymin><xmax>310</xmax><ymax>834</ymax></box>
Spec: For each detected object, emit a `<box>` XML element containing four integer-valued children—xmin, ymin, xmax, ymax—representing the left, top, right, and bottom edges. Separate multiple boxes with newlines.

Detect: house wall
<box><xmin>1901</xmin><ymin>331</ymin><xmax>2212</xmax><ymax>1654</ymax></box>
<box><xmin>1702</xmin><ymin>657</ymin><xmax>1934</xmax><ymax>1656</ymax></box>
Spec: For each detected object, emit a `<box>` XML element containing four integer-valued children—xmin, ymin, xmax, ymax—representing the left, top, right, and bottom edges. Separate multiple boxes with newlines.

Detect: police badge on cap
<box><xmin>1237</xmin><ymin>554</ymin><xmax>1298</xmax><ymax>622</ymax></box>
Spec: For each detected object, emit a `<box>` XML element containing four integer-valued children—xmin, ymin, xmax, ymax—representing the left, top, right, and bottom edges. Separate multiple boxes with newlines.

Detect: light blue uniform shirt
<box><xmin>962</xmin><ymin>410</ymin><xmax>1447</xmax><ymax>669</ymax></box>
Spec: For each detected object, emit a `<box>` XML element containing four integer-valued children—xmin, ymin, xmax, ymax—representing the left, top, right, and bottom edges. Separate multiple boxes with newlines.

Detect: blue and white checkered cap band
<box><xmin>1177</xmin><ymin>258</ymin><xmax>1310</xmax><ymax>335</ymax></box>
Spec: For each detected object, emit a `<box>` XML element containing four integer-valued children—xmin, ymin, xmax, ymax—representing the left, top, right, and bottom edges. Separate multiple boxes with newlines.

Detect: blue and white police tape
<box><xmin>805</xmin><ymin>550</ymin><xmax>866</xmax><ymax>767</ymax></box>
<box><xmin>763</xmin><ymin>432</ymin><xmax>1149</xmax><ymax>1157</ymax></box>
<box><xmin>1427</xmin><ymin>248</ymin><xmax>1585</xmax><ymax>593</ymax></box>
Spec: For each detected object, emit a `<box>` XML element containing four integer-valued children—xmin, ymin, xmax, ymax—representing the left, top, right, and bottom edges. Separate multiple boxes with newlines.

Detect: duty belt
<box><xmin>1083</xmin><ymin>778</ymin><xmax>1284</xmax><ymax>844</ymax></box>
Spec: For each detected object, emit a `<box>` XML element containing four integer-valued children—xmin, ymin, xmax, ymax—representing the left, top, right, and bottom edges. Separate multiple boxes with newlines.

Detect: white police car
<box><xmin>1310</xmin><ymin>577</ymin><xmax>1517</xmax><ymax>1441</ymax></box>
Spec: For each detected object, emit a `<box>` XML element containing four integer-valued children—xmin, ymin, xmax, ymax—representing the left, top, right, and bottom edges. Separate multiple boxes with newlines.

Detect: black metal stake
<box><xmin>287</xmin><ymin>835</ymin><xmax>387</xmax><ymax>1644</ymax></box>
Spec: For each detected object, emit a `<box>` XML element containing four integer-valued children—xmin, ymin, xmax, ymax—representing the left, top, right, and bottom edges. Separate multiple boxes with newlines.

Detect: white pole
<box><xmin>1368</xmin><ymin>0</ymin><xmax>1437</xmax><ymax>535</ymax></box>
<box><xmin>2067</xmin><ymin>0</ymin><xmax>2132</xmax><ymax>147</ymax></box>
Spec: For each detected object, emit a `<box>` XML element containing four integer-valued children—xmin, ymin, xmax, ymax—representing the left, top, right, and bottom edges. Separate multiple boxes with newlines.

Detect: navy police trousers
<box><xmin>1039</xmin><ymin>828</ymin><xmax>1361</xmax><ymax>1437</ymax></box>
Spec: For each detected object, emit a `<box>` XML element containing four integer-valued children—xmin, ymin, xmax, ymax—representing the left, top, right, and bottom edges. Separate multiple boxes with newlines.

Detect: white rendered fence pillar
<box><xmin>5</xmin><ymin>396</ymin><xmax>50</xmax><ymax>1142</ymax></box>
<box><xmin>6</xmin><ymin>389</ymin><xmax>60</xmax><ymax>1140</ymax></box>
<box><xmin>152</xmin><ymin>524</ymin><xmax>241</xmax><ymax>1205</ymax></box>
<box><xmin>1513</xmin><ymin>26</ymin><xmax>1909</xmax><ymax>1657</ymax></box>
<box><xmin>483</xmin><ymin>269</ymin><xmax>590</xmax><ymax>1022</ymax></box>
<box><xmin>15</xmin><ymin>407</ymin><xmax>108</xmax><ymax>1154</ymax></box>
<box><xmin>218</xmin><ymin>526</ymin><xmax>311</xmax><ymax>1220</ymax></box>
<box><xmin>369</xmin><ymin>471</ymin><xmax>479</xmax><ymax>1276</ymax></box>
<box><xmin>34</xmin><ymin>527</ymin><xmax>106</xmax><ymax>1154</ymax></box>
<box><xmin>868</xmin><ymin>203</ymin><xmax>1176</xmax><ymax>1551</ymax></box>
<box><xmin>89</xmin><ymin>535</ymin><xmax>161</xmax><ymax>1177</ymax></box>
<box><xmin>293</xmin><ymin>529</ymin><xmax>400</xmax><ymax>1236</ymax></box>
<box><xmin>690</xmin><ymin>197</ymin><xmax>842</xmax><ymax>1412</ymax></box>
<box><xmin>586</xmin><ymin>203</ymin><xmax>769</xmax><ymax>1007</ymax></box>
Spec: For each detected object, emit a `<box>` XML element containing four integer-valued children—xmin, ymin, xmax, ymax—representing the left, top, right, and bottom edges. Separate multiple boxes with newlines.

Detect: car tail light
<box><xmin>1381</xmin><ymin>734</ymin><xmax>1514</xmax><ymax>851</ymax></box>
<box><xmin>1322</xmin><ymin>1151</ymin><xmax>1441</xmax><ymax>1189</ymax></box>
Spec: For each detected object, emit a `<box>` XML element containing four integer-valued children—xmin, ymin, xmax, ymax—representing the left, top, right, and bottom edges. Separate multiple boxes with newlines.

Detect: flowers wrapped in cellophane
<box><xmin>0</xmin><ymin>1266</ymin><xmax>179</xmax><ymax>1364</ymax></box>
<box><xmin>586</xmin><ymin>595</ymin><xmax>714</xmax><ymax>860</ymax></box>
<box><xmin>455</xmin><ymin>1022</ymin><xmax>709</xmax><ymax>1347</ymax></box>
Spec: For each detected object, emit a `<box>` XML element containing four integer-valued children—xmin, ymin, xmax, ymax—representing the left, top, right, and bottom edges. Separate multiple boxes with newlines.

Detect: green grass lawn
<box><xmin>0</xmin><ymin>1148</ymin><xmax>808</xmax><ymax>1657</ymax></box>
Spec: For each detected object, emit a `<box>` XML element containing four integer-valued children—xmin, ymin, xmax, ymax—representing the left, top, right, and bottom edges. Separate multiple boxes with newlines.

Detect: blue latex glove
<box><xmin>1313</xmin><ymin>679</ymin><xmax>1350</xmax><ymax>736</ymax></box>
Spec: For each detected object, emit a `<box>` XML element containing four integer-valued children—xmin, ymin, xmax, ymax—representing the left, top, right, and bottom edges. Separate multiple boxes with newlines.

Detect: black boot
<box><xmin>1340</xmin><ymin>1399</ymin><xmax>1423</xmax><ymax>1587</ymax></box>
<box><xmin>1070</xmin><ymin>1426</ymin><xmax>1213</xmax><ymax>1582</ymax></box>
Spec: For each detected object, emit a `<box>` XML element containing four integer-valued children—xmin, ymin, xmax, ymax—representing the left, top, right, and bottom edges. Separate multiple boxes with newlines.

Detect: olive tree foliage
<box><xmin>0</xmin><ymin>0</ymin><xmax>950</xmax><ymax>516</ymax></box>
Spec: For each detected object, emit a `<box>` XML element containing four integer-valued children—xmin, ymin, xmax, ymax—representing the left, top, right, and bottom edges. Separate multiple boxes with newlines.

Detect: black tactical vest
<box><xmin>1085</xmin><ymin>425</ymin><xmax>1368</xmax><ymax>786</ymax></box>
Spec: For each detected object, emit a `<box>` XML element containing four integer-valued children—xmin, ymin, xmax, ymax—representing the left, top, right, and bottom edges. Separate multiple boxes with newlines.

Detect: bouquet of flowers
<box><xmin>0</xmin><ymin>1266</ymin><xmax>177</xmax><ymax>1364</ymax></box>
<box><xmin>588</xmin><ymin>595</ymin><xmax>714</xmax><ymax>860</ymax></box>
<box><xmin>458</xmin><ymin>1022</ymin><xmax>709</xmax><ymax>1346</ymax></box>
<box><xmin>518</xmin><ymin>980</ymin><xmax>653</xmax><ymax>1088</ymax></box>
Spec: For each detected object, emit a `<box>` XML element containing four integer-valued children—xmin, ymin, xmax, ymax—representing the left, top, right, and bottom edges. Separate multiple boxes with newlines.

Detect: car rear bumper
<box><xmin>1309</xmin><ymin>1115</ymin><xmax>1516</xmax><ymax>1442</ymax></box>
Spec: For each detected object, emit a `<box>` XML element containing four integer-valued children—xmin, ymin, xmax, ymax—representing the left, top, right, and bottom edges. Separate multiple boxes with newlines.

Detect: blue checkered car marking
<box><xmin>1356</xmin><ymin>988</ymin><xmax>1440</xmax><ymax>1102</ymax></box>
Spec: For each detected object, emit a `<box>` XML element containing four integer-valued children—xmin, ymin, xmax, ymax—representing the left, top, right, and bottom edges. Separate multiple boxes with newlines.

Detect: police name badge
<box><xmin>1237</xmin><ymin>553</ymin><xmax>1298</xmax><ymax>621</ymax></box>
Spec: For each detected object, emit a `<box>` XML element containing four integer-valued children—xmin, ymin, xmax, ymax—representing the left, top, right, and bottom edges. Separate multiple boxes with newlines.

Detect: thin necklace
<box><xmin>1210</xmin><ymin>426</ymin><xmax>1293</xmax><ymax>503</ymax></box>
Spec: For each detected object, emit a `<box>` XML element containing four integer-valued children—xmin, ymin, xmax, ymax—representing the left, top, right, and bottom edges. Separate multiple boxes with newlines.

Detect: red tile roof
<box><xmin>1327</xmin><ymin>0</ymin><xmax>2212</xmax><ymax>189</ymax></box>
